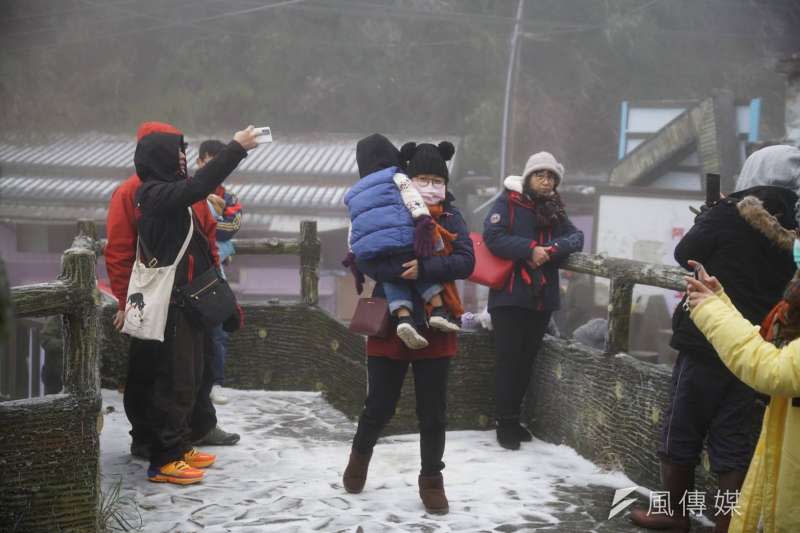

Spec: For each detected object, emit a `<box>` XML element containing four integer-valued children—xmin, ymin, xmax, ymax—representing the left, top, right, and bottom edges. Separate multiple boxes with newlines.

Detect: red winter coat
<box><xmin>105</xmin><ymin>122</ymin><xmax>219</xmax><ymax>310</ymax></box>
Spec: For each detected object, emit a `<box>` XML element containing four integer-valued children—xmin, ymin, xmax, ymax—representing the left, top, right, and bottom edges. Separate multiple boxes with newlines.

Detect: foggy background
<box><xmin>2</xmin><ymin>0</ymin><xmax>799</xmax><ymax>176</ymax></box>
<box><xmin>3</xmin><ymin>0</ymin><xmax>800</xmax><ymax>405</ymax></box>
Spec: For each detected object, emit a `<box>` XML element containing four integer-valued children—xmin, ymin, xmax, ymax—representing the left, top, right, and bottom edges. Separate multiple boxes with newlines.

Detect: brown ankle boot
<box><xmin>629</xmin><ymin>460</ymin><xmax>692</xmax><ymax>531</ymax></box>
<box><xmin>713</xmin><ymin>470</ymin><xmax>746</xmax><ymax>533</ymax></box>
<box><xmin>343</xmin><ymin>448</ymin><xmax>372</xmax><ymax>494</ymax></box>
<box><xmin>418</xmin><ymin>473</ymin><xmax>449</xmax><ymax>514</ymax></box>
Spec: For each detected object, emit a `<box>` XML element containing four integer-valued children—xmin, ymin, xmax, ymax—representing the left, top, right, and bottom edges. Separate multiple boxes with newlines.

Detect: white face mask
<box><xmin>794</xmin><ymin>238</ymin><xmax>800</xmax><ymax>269</ymax></box>
<box><xmin>412</xmin><ymin>180</ymin><xmax>446</xmax><ymax>206</ymax></box>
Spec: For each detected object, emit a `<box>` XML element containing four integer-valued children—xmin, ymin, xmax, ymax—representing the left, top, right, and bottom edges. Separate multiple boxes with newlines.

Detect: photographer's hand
<box><xmin>684</xmin><ymin>276</ymin><xmax>715</xmax><ymax>310</ymax></box>
<box><xmin>687</xmin><ymin>260</ymin><xmax>722</xmax><ymax>293</ymax></box>
<box><xmin>234</xmin><ymin>125</ymin><xmax>259</xmax><ymax>150</ymax></box>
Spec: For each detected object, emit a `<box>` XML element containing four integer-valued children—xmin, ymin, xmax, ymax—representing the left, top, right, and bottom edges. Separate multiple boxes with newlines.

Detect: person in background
<box><xmin>342</xmin><ymin>141</ymin><xmax>475</xmax><ymax>515</ymax></box>
<box><xmin>482</xmin><ymin>151</ymin><xmax>584</xmax><ymax>451</ymax></box>
<box><xmin>630</xmin><ymin>146</ymin><xmax>800</xmax><ymax>533</ymax></box>
<box><xmin>197</xmin><ymin>139</ymin><xmax>244</xmax><ymax>405</ymax></box>
<box><xmin>105</xmin><ymin>122</ymin><xmax>241</xmax><ymax>467</ymax></box>
<box><xmin>39</xmin><ymin>315</ymin><xmax>63</xmax><ymax>395</ymax></box>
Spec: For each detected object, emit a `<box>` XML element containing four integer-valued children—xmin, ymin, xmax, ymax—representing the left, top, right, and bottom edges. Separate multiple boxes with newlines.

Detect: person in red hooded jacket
<box><xmin>105</xmin><ymin>122</ymin><xmax>241</xmax><ymax>474</ymax></box>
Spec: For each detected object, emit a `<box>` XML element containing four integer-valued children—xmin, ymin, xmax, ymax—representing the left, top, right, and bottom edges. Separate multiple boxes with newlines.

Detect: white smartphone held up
<box><xmin>254</xmin><ymin>126</ymin><xmax>273</xmax><ymax>144</ymax></box>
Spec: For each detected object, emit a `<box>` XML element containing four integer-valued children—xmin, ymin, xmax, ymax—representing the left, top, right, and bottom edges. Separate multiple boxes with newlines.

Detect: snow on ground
<box><xmin>100</xmin><ymin>388</ymin><xmax>650</xmax><ymax>532</ymax></box>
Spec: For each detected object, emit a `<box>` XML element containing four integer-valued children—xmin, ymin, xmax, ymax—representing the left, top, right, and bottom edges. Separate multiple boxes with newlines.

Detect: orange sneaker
<box><xmin>183</xmin><ymin>448</ymin><xmax>216</xmax><ymax>469</ymax></box>
<box><xmin>147</xmin><ymin>461</ymin><xmax>204</xmax><ymax>485</ymax></box>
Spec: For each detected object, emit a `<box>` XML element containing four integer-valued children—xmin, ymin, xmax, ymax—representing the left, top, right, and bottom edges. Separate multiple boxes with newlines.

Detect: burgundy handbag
<box><xmin>349</xmin><ymin>297</ymin><xmax>391</xmax><ymax>337</ymax></box>
<box><xmin>468</xmin><ymin>232</ymin><xmax>515</xmax><ymax>290</ymax></box>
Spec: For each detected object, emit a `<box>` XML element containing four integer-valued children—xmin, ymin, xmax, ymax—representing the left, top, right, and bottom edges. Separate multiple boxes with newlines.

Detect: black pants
<box><xmin>352</xmin><ymin>356</ymin><xmax>450</xmax><ymax>476</ymax></box>
<box><xmin>123</xmin><ymin>307</ymin><xmax>214</xmax><ymax>467</ymax></box>
<box><xmin>658</xmin><ymin>350</ymin><xmax>757</xmax><ymax>474</ymax></box>
<box><xmin>124</xmin><ymin>333</ymin><xmax>218</xmax><ymax>448</ymax></box>
<box><xmin>490</xmin><ymin>307</ymin><xmax>552</xmax><ymax>422</ymax></box>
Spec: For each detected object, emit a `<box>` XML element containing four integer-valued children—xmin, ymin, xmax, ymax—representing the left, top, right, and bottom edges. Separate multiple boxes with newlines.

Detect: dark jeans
<box><xmin>208</xmin><ymin>324</ymin><xmax>228</xmax><ymax>386</ymax></box>
<box><xmin>490</xmin><ymin>307</ymin><xmax>552</xmax><ymax>422</ymax></box>
<box><xmin>352</xmin><ymin>356</ymin><xmax>450</xmax><ymax>476</ymax></box>
<box><xmin>658</xmin><ymin>350</ymin><xmax>757</xmax><ymax>474</ymax></box>
<box><xmin>123</xmin><ymin>308</ymin><xmax>217</xmax><ymax>467</ymax></box>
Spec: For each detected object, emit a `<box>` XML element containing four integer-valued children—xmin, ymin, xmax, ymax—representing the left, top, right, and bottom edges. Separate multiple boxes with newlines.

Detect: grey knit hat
<box><xmin>522</xmin><ymin>151</ymin><xmax>564</xmax><ymax>186</ymax></box>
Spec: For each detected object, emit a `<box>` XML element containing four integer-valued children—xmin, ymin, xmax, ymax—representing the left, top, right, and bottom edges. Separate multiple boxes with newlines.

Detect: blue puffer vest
<box><xmin>344</xmin><ymin>166</ymin><xmax>415</xmax><ymax>260</ymax></box>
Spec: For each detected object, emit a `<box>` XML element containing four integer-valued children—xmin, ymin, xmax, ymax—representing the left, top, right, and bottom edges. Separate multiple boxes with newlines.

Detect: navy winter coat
<box><xmin>483</xmin><ymin>188</ymin><xmax>584</xmax><ymax>312</ymax></box>
<box><xmin>357</xmin><ymin>194</ymin><xmax>475</xmax><ymax>327</ymax></box>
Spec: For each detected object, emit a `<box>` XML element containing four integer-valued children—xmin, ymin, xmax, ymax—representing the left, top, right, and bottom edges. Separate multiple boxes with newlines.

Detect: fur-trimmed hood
<box><xmin>737</xmin><ymin>195</ymin><xmax>796</xmax><ymax>251</ymax></box>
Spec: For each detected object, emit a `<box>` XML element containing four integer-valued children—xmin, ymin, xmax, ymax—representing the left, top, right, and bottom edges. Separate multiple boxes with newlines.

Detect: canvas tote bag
<box><xmin>121</xmin><ymin>208</ymin><xmax>194</xmax><ymax>342</ymax></box>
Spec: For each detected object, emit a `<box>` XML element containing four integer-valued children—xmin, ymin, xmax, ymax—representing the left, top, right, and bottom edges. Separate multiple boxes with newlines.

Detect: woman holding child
<box><xmin>341</xmin><ymin>135</ymin><xmax>475</xmax><ymax>514</ymax></box>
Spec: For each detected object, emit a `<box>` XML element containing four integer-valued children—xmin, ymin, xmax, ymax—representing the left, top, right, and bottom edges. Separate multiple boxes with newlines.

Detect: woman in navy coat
<box><xmin>483</xmin><ymin>151</ymin><xmax>583</xmax><ymax>450</ymax></box>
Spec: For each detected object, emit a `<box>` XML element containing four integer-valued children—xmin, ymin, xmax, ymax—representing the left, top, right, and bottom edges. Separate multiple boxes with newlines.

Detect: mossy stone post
<box><xmin>300</xmin><ymin>220</ymin><xmax>320</xmax><ymax>306</ymax></box>
<box><xmin>0</xmin><ymin>221</ymin><xmax>100</xmax><ymax>533</ymax></box>
<box><xmin>561</xmin><ymin>252</ymin><xmax>687</xmax><ymax>355</ymax></box>
<box><xmin>607</xmin><ymin>274</ymin><xmax>635</xmax><ymax>355</ymax></box>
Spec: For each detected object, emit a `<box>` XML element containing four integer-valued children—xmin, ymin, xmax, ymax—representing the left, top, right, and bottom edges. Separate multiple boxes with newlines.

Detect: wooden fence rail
<box><xmin>97</xmin><ymin>219</ymin><xmax>321</xmax><ymax>306</ymax></box>
<box><xmin>561</xmin><ymin>252</ymin><xmax>687</xmax><ymax>355</ymax></box>
<box><xmin>1</xmin><ymin>222</ymin><xmax>101</xmax><ymax>532</ymax></box>
<box><xmin>94</xmin><ymin>219</ymin><xmax>682</xmax><ymax>354</ymax></box>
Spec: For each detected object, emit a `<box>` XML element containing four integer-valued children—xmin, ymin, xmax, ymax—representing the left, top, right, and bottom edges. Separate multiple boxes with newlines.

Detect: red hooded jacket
<box><xmin>105</xmin><ymin>121</ymin><xmax>220</xmax><ymax>309</ymax></box>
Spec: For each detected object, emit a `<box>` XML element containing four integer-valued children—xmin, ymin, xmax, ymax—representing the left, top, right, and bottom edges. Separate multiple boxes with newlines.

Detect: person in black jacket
<box><xmin>133</xmin><ymin>125</ymin><xmax>258</xmax><ymax>485</ymax></box>
<box><xmin>483</xmin><ymin>151</ymin><xmax>584</xmax><ymax>451</ymax></box>
<box><xmin>631</xmin><ymin>184</ymin><xmax>798</xmax><ymax>532</ymax></box>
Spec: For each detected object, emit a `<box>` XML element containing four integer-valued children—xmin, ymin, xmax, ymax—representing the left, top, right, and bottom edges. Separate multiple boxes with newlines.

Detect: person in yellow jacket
<box><xmin>686</xmin><ymin>259</ymin><xmax>800</xmax><ymax>532</ymax></box>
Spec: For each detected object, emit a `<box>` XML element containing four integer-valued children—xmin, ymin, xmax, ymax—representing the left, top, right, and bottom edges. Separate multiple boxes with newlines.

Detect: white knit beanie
<box><xmin>523</xmin><ymin>151</ymin><xmax>564</xmax><ymax>186</ymax></box>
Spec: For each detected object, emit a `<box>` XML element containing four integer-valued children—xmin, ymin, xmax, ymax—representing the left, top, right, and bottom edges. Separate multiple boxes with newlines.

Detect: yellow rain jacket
<box><xmin>692</xmin><ymin>292</ymin><xmax>800</xmax><ymax>533</ymax></box>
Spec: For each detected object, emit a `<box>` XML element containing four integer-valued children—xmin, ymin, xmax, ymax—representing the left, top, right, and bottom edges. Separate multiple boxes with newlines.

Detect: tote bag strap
<box><xmin>133</xmin><ymin>206</ymin><xmax>194</xmax><ymax>268</ymax></box>
<box><xmin>173</xmin><ymin>206</ymin><xmax>195</xmax><ymax>266</ymax></box>
<box><xmin>135</xmin><ymin>235</ymin><xmax>158</xmax><ymax>267</ymax></box>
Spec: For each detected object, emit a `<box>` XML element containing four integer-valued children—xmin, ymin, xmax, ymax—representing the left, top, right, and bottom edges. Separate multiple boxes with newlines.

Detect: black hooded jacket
<box><xmin>671</xmin><ymin>186</ymin><xmax>798</xmax><ymax>357</ymax></box>
<box><xmin>134</xmin><ymin>132</ymin><xmax>247</xmax><ymax>287</ymax></box>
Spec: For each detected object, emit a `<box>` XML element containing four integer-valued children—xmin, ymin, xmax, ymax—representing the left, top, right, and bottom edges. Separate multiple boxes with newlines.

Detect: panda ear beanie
<box><xmin>403</xmin><ymin>141</ymin><xmax>455</xmax><ymax>183</ymax></box>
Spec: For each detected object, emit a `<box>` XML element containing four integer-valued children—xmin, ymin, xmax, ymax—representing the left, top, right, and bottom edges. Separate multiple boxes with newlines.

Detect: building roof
<box><xmin>0</xmin><ymin>132</ymin><xmax>459</xmax><ymax>233</ymax></box>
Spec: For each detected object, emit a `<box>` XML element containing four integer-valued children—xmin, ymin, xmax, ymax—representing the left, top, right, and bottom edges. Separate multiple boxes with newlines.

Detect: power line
<box><xmin>4</xmin><ymin>0</ymin><xmax>789</xmax><ymax>54</ymax></box>
<box><xmin>0</xmin><ymin>0</ymin><xmax>141</xmax><ymax>23</ymax></box>
<box><xmin>4</xmin><ymin>0</ymin><xmax>309</xmax><ymax>52</ymax></box>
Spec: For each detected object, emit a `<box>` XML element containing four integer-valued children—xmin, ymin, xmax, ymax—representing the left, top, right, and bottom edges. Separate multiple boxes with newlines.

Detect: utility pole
<box><xmin>499</xmin><ymin>0</ymin><xmax>525</xmax><ymax>184</ymax></box>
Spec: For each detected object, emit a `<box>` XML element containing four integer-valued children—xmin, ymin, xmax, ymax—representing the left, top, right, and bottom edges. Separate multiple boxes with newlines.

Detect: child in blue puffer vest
<box><xmin>344</xmin><ymin>134</ymin><xmax>460</xmax><ymax>349</ymax></box>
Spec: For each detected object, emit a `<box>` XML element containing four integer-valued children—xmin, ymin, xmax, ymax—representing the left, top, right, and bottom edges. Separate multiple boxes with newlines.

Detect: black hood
<box><xmin>134</xmin><ymin>132</ymin><xmax>186</xmax><ymax>183</ymax></box>
<box><xmin>729</xmin><ymin>185</ymin><xmax>798</xmax><ymax>230</ymax></box>
<box><xmin>356</xmin><ymin>133</ymin><xmax>401</xmax><ymax>178</ymax></box>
